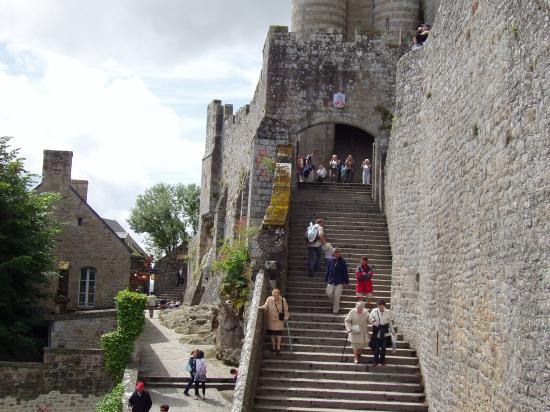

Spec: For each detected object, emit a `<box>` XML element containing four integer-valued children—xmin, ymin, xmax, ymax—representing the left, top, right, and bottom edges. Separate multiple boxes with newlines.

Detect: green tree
<box><xmin>0</xmin><ymin>136</ymin><xmax>60</xmax><ymax>361</ymax></box>
<box><xmin>127</xmin><ymin>183</ymin><xmax>200</xmax><ymax>257</ymax></box>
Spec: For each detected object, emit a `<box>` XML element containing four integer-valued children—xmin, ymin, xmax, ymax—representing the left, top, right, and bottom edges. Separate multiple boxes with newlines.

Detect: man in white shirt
<box><xmin>306</xmin><ymin>219</ymin><xmax>325</xmax><ymax>277</ymax></box>
<box><xmin>368</xmin><ymin>299</ymin><xmax>395</xmax><ymax>366</ymax></box>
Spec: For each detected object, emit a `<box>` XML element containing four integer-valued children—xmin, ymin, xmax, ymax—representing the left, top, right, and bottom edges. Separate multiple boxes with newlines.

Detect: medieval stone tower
<box><xmin>291</xmin><ymin>0</ymin><xmax>438</xmax><ymax>44</ymax></box>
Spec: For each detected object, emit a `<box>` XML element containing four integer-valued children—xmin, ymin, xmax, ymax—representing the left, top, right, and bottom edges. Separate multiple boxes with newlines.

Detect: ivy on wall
<box><xmin>96</xmin><ymin>290</ymin><xmax>147</xmax><ymax>412</ymax></box>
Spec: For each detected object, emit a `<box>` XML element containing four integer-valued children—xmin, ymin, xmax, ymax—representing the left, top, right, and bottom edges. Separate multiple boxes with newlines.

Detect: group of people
<box><xmin>255</xmin><ymin>218</ymin><xmax>395</xmax><ymax>366</ymax></box>
<box><xmin>411</xmin><ymin>23</ymin><xmax>432</xmax><ymax>50</ymax></box>
<box><xmin>297</xmin><ymin>153</ymin><xmax>372</xmax><ymax>185</ymax></box>
<box><xmin>146</xmin><ymin>294</ymin><xmax>181</xmax><ymax>318</ymax></box>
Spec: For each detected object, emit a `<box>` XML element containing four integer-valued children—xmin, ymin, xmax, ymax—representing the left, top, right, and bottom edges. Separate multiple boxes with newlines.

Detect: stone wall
<box><xmin>385</xmin><ymin>1</ymin><xmax>550</xmax><ymax>410</ymax></box>
<box><xmin>155</xmin><ymin>243</ymin><xmax>187</xmax><ymax>296</ymax></box>
<box><xmin>47</xmin><ymin>309</ymin><xmax>117</xmax><ymax>349</ymax></box>
<box><xmin>0</xmin><ymin>348</ymin><xmax>112</xmax><ymax>408</ymax></box>
<box><xmin>0</xmin><ymin>392</ymin><xmax>102</xmax><ymax>412</ymax></box>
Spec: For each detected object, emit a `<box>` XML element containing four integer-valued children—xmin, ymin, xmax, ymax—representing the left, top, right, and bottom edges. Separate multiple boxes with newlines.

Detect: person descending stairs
<box><xmin>254</xmin><ymin>182</ymin><xmax>427</xmax><ymax>411</ymax></box>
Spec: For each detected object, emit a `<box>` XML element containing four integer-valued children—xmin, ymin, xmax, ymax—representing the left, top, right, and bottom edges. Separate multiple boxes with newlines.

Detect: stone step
<box><xmin>286</xmin><ymin>281</ymin><xmax>391</xmax><ymax>289</ymax></box>
<box><xmin>259</xmin><ymin>367</ymin><xmax>421</xmax><ymax>383</ymax></box>
<box><xmin>257</xmin><ymin>385</ymin><xmax>426</xmax><ymax>403</ymax></box>
<box><xmin>139</xmin><ymin>376</ymin><xmax>234</xmax><ymax>391</ymax></box>
<box><xmin>286</xmin><ymin>294</ymin><xmax>391</xmax><ymax>306</ymax></box>
<box><xmin>260</xmin><ymin>359</ymin><xmax>419</xmax><ymax>373</ymax></box>
<box><xmin>254</xmin><ymin>396</ymin><xmax>427</xmax><ymax>412</ymax></box>
<box><xmin>290</xmin><ymin>211</ymin><xmax>386</xmax><ymax>220</ymax></box>
<box><xmin>260</xmin><ymin>351</ymin><xmax>416</xmax><ymax>365</ymax></box>
<box><xmin>258</xmin><ymin>377</ymin><xmax>423</xmax><ymax>393</ymax></box>
<box><xmin>288</xmin><ymin>305</ymin><xmax>391</xmax><ymax>315</ymax></box>
<box><xmin>264</xmin><ymin>342</ymin><xmax>414</xmax><ymax>354</ymax></box>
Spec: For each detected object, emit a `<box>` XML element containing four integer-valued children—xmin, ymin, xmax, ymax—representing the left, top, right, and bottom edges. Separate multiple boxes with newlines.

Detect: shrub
<box><xmin>97</xmin><ymin>290</ymin><xmax>147</xmax><ymax>411</ymax></box>
<box><xmin>95</xmin><ymin>383</ymin><xmax>124</xmax><ymax>412</ymax></box>
<box><xmin>213</xmin><ymin>225</ymin><xmax>258</xmax><ymax>313</ymax></box>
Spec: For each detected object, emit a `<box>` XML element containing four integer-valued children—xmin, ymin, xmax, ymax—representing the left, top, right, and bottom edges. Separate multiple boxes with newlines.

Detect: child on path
<box><xmin>194</xmin><ymin>350</ymin><xmax>207</xmax><ymax>399</ymax></box>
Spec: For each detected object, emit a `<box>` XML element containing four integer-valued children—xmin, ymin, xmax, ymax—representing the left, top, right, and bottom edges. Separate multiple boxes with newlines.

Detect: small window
<box><xmin>386</xmin><ymin>18</ymin><xmax>390</xmax><ymax>31</ymax></box>
<box><xmin>79</xmin><ymin>267</ymin><xmax>96</xmax><ymax>307</ymax></box>
<box><xmin>77</xmin><ymin>217</ymin><xmax>83</xmax><ymax>226</ymax></box>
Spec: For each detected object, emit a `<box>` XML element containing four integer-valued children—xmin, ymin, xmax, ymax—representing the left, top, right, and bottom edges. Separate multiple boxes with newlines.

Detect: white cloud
<box><xmin>0</xmin><ymin>49</ymin><xmax>203</xmax><ymax>237</ymax></box>
<box><xmin>0</xmin><ymin>0</ymin><xmax>292</xmax><ymax>247</ymax></box>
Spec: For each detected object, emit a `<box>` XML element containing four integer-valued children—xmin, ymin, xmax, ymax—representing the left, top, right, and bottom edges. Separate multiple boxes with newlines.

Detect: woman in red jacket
<box><xmin>355</xmin><ymin>257</ymin><xmax>374</xmax><ymax>308</ymax></box>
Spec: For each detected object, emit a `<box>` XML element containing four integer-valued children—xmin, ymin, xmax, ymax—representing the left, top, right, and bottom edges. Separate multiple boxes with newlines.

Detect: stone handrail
<box><xmin>231</xmin><ymin>270</ymin><xmax>269</xmax><ymax>412</ymax></box>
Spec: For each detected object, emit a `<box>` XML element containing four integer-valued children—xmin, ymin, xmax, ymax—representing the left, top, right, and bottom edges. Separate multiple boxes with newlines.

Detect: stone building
<box><xmin>187</xmin><ymin>0</ymin><xmax>435</xmax><ymax>305</ymax></box>
<box><xmin>192</xmin><ymin>0</ymin><xmax>548</xmax><ymax>411</ymax></box>
<box><xmin>36</xmin><ymin>150</ymin><xmax>146</xmax><ymax>312</ymax></box>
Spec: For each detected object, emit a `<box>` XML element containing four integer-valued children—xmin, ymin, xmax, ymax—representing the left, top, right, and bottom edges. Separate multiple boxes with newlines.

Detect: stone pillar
<box><xmin>291</xmin><ymin>0</ymin><xmax>348</xmax><ymax>41</ymax></box>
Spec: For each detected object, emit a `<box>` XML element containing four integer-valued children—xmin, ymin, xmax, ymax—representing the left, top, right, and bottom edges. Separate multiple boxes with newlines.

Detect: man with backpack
<box><xmin>325</xmin><ymin>249</ymin><xmax>349</xmax><ymax>314</ymax></box>
<box><xmin>306</xmin><ymin>219</ymin><xmax>325</xmax><ymax>277</ymax></box>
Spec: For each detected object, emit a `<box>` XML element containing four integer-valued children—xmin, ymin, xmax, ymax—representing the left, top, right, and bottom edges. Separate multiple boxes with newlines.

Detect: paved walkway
<box><xmin>137</xmin><ymin>311</ymin><xmax>232</xmax><ymax>411</ymax></box>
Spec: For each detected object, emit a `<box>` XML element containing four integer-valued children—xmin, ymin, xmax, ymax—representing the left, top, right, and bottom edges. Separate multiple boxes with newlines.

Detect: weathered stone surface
<box><xmin>385</xmin><ymin>1</ymin><xmax>550</xmax><ymax>410</ymax></box>
<box><xmin>0</xmin><ymin>349</ymin><xmax>112</xmax><ymax>402</ymax></box>
<box><xmin>159</xmin><ymin>305</ymin><xmax>219</xmax><ymax>345</ymax></box>
<box><xmin>0</xmin><ymin>391</ymin><xmax>102</xmax><ymax>412</ymax></box>
<box><xmin>47</xmin><ymin>309</ymin><xmax>117</xmax><ymax>349</ymax></box>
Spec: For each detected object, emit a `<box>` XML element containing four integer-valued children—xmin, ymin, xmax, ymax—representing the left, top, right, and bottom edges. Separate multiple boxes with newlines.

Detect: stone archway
<box><xmin>293</xmin><ymin>121</ymin><xmax>375</xmax><ymax>183</ymax></box>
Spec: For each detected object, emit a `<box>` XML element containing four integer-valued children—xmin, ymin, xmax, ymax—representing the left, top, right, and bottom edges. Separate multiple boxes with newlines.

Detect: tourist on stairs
<box><xmin>325</xmin><ymin>248</ymin><xmax>349</xmax><ymax>315</ymax></box>
<box><xmin>344</xmin><ymin>154</ymin><xmax>354</xmax><ymax>182</ymax></box>
<box><xmin>183</xmin><ymin>349</ymin><xmax>197</xmax><ymax>397</ymax></box>
<box><xmin>329</xmin><ymin>154</ymin><xmax>339</xmax><ymax>183</ymax></box>
<box><xmin>344</xmin><ymin>301</ymin><xmax>370</xmax><ymax>364</ymax></box>
<box><xmin>362</xmin><ymin>158</ymin><xmax>371</xmax><ymax>185</ymax></box>
<box><xmin>259</xmin><ymin>288</ymin><xmax>289</xmax><ymax>354</ymax></box>
<box><xmin>369</xmin><ymin>300</ymin><xmax>395</xmax><ymax>367</ymax></box>
<box><xmin>306</xmin><ymin>219</ymin><xmax>325</xmax><ymax>277</ymax></box>
<box><xmin>355</xmin><ymin>256</ymin><xmax>374</xmax><ymax>308</ymax></box>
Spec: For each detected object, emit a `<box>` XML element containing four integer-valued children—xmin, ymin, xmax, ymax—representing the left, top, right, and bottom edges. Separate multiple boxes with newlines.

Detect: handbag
<box><xmin>276</xmin><ymin>298</ymin><xmax>285</xmax><ymax>321</ymax></box>
<box><xmin>350</xmin><ymin>324</ymin><xmax>360</xmax><ymax>334</ymax></box>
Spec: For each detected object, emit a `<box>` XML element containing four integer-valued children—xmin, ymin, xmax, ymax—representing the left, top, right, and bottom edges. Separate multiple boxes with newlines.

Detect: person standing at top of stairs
<box><xmin>306</xmin><ymin>218</ymin><xmax>325</xmax><ymax>277</ymax></box>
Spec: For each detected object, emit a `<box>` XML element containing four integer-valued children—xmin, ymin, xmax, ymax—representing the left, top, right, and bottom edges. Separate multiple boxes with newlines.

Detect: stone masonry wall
<box><xmin>0</xmin><ymin>348</ymin><xmax>112</xmax><ymax>406</ymax></box>
<box><xmin>47</xmin><ymin>309</ymin><xmax>117</xmax><ymax>349</ymax></box>
<box><xmin>385</xmin><ymin>1</ymin><xmax>550</xmax><ymax>410</ymax></box>
<box><xmin>0</xmin><ymin>391</ymin><xmax>102</xmax><ymax>412</ymax></box>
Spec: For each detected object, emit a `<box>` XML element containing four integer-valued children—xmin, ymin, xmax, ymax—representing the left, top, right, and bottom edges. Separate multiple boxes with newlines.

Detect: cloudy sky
<box><xmin>0</xmin><ymin>0</ymin><xmax>291</xmax><ymax>245</ymax></box>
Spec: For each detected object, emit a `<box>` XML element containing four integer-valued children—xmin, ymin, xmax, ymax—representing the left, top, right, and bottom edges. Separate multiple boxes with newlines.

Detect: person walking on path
<box><xmin>128</xmin><ymin>381</ymin><xmax>152</xmax><ymax>412</ymax></box>
<box><xmin>362</xmin><ymin>158</ymin><xmax>371</xmax><ymax>185</ymax></box>
<box><xmin>325</xmin><ymin>248</ymin><xmax>349</xmax><ymax>315</ymax></box>
<box><xmin>260</xmin><ymin>288</ymin><xmax>290</xmax><ymax>353</ymax></box>
<box><xmin>194</xmin><ymin>350</ymin><xmax>208</xmax><ymax>400</ymax></box>
<box><xmin>306</xmin><ymin>219</ymin><xmax>325</xmax><ymax>277</ymax></box>
<box><xmin>146</xmin><ymin>294</ymin><xmax>157</xmax><ymax>319</ymax></box>
<box><xmin>355</xmin><ymin>257</ymin><xmax>374</xmax><ymax>308</ymax></box>
<box><xmin>183</xmin><ymin>349</ymin><xmax>197</xmax><ymax>397</ymax></box>
<box><xmin>368</xmin><ymin>300</ymin><xmax>395</xmax><ymax>367</ymax></box>
<box><xmin>344</xmin><ymin>301</ymin><xmax>370</xmax><ymax>364</ymax></box>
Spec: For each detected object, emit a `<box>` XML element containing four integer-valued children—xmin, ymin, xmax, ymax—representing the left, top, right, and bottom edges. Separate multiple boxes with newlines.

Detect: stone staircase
<box><xmin>254</xmin><ymin>182</ymin><xmax>427</xmax><ymax>411</ymax></box>
<box><xmin>156</xmin><ymin>284</ymin><xmax>186</xmax><ymax>302</ymax></box>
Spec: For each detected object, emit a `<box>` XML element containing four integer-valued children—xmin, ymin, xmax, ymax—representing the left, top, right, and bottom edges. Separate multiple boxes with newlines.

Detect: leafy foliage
<box><xmin>95</xmin><ymin>383</ymin><xmax>124</xmax><ymax>412</ymax></box>
<box><xmin>212</xmin><ymin>225</ymin><xmax>259</xmax><ymax>312</ymax></box>
<box><xmin>100</xmin><ymin>290</ymin><xmax>146</xmax><ymax>382</ymax></box>
<box><xmin>127</xmin><ymin>183</ymin><xmax>199</xmax><ymax>257</ymax></box>
<box><xmin>0</xmin><ymin>136</ymin><xmax>60</xmax><ymax>361</ymax></box>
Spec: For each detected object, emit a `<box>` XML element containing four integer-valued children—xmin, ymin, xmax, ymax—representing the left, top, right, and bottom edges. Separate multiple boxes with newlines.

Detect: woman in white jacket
<box><xmin>344</xmin><ymin>301</ymin><xmax>370</xmax><ymax>364</ymax></box>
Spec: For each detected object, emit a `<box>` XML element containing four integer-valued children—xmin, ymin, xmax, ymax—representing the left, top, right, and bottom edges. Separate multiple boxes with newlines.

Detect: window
<box><xmin>79</xmin><ymin>267</ymin><xmax>96</xmax><ymax>307</ymax></box>
<box><xmin>77</xmin><ymin>217</ymin><xmax>83</xmax><ymax>226</ymax></box>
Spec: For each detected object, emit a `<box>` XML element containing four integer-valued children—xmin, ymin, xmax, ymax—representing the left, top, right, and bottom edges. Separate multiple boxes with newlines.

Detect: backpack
<box><xmin>185</xmin><ymin>358</ymin><xmax>194</xmax><ymax>373</ymax></box>
<box><xmin>306</xmin><ymin>223</ymin><xmax>320</xmax><ymax>243</ymax></box>
<box><xmin>196</xmin><ymin>360</ymin><xmax>207</xmax><ymax>377</ymax></box>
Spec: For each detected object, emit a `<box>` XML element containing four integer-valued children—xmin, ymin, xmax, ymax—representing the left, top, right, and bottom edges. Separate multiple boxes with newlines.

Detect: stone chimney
<box><xmin>71</xmin><ymin>179</ymin><xmax>88</xmax><ymax>202</ymax></box>
<box><xmin>41</xmin><ymin>150</ymin><xmax>73</xmax><ymax>191</ymax></box>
